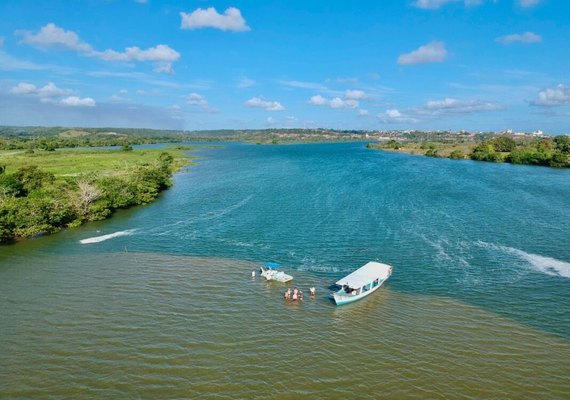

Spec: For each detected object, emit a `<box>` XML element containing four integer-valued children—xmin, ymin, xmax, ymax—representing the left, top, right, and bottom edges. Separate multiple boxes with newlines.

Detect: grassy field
<box><xmin>0</xmin><ymin>146</ymin><xmax>195</xmax><ymax>177</ymax></box>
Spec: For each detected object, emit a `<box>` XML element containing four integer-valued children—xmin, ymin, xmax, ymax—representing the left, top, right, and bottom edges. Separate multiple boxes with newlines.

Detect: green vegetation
<box><xmin>0</xmin><ymin>147</ymin><xmax>194</xmax><ymax>244</ymax></box>
<box><xmin>368</xmin><ymin>135</ymin><xmax>570</xmax><ymax>168</ymax></box>
<box><xmin>0</xmin><ymin>126</ymin><xmax>375</xmax><ymax>148</ymax></box>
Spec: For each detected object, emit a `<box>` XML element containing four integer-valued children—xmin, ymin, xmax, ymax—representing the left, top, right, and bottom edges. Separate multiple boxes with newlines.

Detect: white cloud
<box><xmin>412</xmin><ymin>0</ymin><xmax>483</xmax><ymax>10</ymax></box>
<box><xmin>10</xmin><ymin>82</ymin><xmax>37</xmax><ymax>94</ymax></box>
<box><xmin>531</xmin><ymin>84</ymin><xmax>570</xmax><ymax>107</ymax></box>
<box><xmin>16</xmin><ymin>23</ymin><xmax>180</xmax><ymax>73</ymax></box>
<box><xmin>9</xmin><ymin>81</ymin><xmax>71</xmax><ymax>97</ymax></box>
<box><xmin>518</xmin><ymin>0</ymin><xmax>540</xmax><ymax>7</ymax></box>
<box><xmin>358</xmin><ymin>109</ymin><xmax>369</xmax><ymax>116</ymax></box>
<box><xmin>245</xmin><ymin>97</ymin><xmax>284</xmax><ymax>111</ymax></box>
<box><xmin>60</xmin><ymin>96</ymin><xmax>95</xmax><ymax>107</ymax></box>
<box><xmin>345</xmin><ymin>89</ymin><xmax>368</xmax><ymax>100</ymax></box>
<box><xmin>329</xmin><ymin>97</ymin><xmax>359</xmax><ymax>109</ymax></box>
<box><xmin>186</xmin><ymin>92</ymin><xmax>215</xmax><ymax>111</ymax></box>
<box><xmin>266</xmin><ymin>116</ymin><xmax>275</xmax><ymax>125</ymax></box>
<box><xmin>309</xmin><ymin>95</ymin><xmax>328</xmax><ymax>106</ymax></box>
<box><xmin>378</xmin><ymin>97</ymin><xmax>501</xmax><ymax>124</ymax></box>
<box><xmin>309</xmin><ymin>94</ymin><xmax>359</xmax><ymax>109</ymax></box>
<box><xmin>398</xmin><ymin>41</ymin><xmax>447</xmax><ymax>65</ymax></box>
<box><xmin>180</xmin><ymin>7</ymin><xmax>250</xmax><ymax>32</ymax></box>
<box><xmin>496</xmin><ymin>32</ymin><xmax>542</xmax><ymax>45</ymax></box>
<box><xmin>378</xmin><ymin>109</ymin><xmax>419</xmax><ymax>123</ymax></box>
<box><xmin>17</xmin><ymin>23</ymin><xmax>92</xmax><ymax>52</ymax></box>
<box><xmin>421</xmin><ymin>97</ymin><xmax>503</xmax><ymax>113</ymax></box>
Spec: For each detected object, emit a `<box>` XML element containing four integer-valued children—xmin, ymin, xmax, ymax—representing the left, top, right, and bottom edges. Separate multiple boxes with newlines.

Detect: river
<box><xmin>1</xmin><ymin>142</ymin><xmax>569</xmax><ymax>399</ymax></box>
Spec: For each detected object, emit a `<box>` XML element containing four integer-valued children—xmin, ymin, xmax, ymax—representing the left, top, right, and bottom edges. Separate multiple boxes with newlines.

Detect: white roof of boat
<box><xmin>335</xmin><ymin>261</ymin><xmax>391</xmax><ymax>288</ymax></box>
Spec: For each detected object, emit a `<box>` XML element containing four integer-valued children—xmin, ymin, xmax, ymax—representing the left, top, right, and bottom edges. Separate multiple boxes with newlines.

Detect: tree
<box><xmin>471</xmin><ymin>141</ymin><xmax>502</xmax><ymax>162</ymax></box>
<box><xmin>72</xmin><ymin>180</ymin><xmax>102</xmax><ymax>220</ymax></box>
<box><xmin>492</xmin><ymin>137</ymin><xmax>516</xmax><ymax>152</ymax></box>
<box><xmin>554</xmin><ymin>136</ymin><xmax>570</xmax><ymax>153</ymax></box>
<box><xmin>449</xmin><ymin>150</ymin><xmax>464</xmax><ymax>160</ymax></box>
<box><xmin>13</xmin><ymin>166</ymin><xmax>55</xmax><ymax>195</ymax></box>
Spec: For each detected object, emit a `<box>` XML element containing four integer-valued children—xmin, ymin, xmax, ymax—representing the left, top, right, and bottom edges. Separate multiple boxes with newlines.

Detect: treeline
<box><xmin>0</xmin><ymin>133</ymin><xmax>182</xmax><ymax>151</ymax></box>
<box><xmin>470</xmin><ymin>136</ymin><xmax>570</xmax><ymax>167</ymax></box>
<box><xmin>371</xmin><ymin>136</ymin><xmax>570</xmax><ymax>168</ymax></box>
<box><xmin>0</xmin><ymin>152</ymin><xmax>175</xmax><ymax>243</ymax></box>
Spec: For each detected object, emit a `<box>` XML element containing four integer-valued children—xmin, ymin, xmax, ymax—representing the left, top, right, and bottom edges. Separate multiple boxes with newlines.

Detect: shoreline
<box><xmin>0</xmin><ymin>146</ymin><xmax>197</xmax><ymax>245</ymax></box>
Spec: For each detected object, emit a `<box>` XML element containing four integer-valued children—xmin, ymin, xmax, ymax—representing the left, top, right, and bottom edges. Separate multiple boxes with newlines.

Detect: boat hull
<box><xmin>333</xmin><ymin>280</ymin><xmax>385</xmax><ymax>305</ymax></box>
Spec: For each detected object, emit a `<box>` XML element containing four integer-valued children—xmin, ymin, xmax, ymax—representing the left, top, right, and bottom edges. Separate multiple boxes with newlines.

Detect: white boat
<box><xmin>259</xmin><ymin>262</ymin><xmax>293</xmax><ymax>283</ymax></box>
<box><xmin>332</xmin><ymin>261</ymin><xmax>392</xmax><ymax>305</ymax></box>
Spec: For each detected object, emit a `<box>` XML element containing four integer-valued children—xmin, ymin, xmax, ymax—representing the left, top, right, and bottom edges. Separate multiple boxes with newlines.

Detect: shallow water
<box><xmin>1</xmin><ymin>143</ymin><xmax>569</xmax><ymax>398</ymax></box>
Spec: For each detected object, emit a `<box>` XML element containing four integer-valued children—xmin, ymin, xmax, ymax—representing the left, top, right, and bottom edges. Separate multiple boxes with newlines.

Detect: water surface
<box><xmin>1</xmin><ymin>143</ymin><xmax>569</xmax><ymax>399</ymax></box>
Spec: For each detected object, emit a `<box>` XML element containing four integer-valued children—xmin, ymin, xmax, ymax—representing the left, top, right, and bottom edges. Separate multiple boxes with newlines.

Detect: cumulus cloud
<box><xmin>309</xmin><ymin>95</ymin><xmax>328</xmax><ymax>106</ymax></box>
<box><xmin>496</xmin><ymin>32</ymin><xmax>542</xmax><ymax>45</ymax></box>
<box><xmin>180</xmin><ymin>7</ymin><xmax>250</xmax><ymax>32</ymax></box>
<box><xmin>308</xmin><ymin>94</ymin><xmax>360</xmax><ymax>109</ymax></box>
<box><xmin>17</xmin><ymin>23</ymin><xmax>92</xmax><ymax>52</ymax></box>
<box><xmin>398</xmin><ymin>41</ymin><xmax>447</xmax><ymax>65</ymax></box>
<box><xmin>185</xmin><ymin>92</ymin><xmax>217</xmax><ymax>112</ymax></box>
<box><xmin>421</xmin><ymin>97</ymin><xmax>503</xmax><ymax>113</ymax></box>
<box><xmin>60</xmin><ymin>96</ymin><xmax>95</xmax><ymax>107</ymax></box>
<box><xmin>518</xmin><ymin>0</ymin><xmax>540</xmax><ymax>7</ymax></box>
<box><xmin>16</xmin><ymin>23</ymin><xmax>180</xmax><ymax>73</ymax></box>
<box><xmin>344</xmin><ymin>89</ymin><xmax>369</xmax><ymax>100</ymax></box>
<box><xmin>378</xmin><ymin>109</ymin><xmax>419</xmax><ymax>123</ymax></box>
<box><xmin>9</xmin><ymin>81</ymin><xmax>95</xmax><ymax>106</ymax></box>
<box><xmin>10</xmin><ymin>82</ymin><xmax>37</xmax><ymax>94</ymax></box>
<box><xmin>245</xmin><ymin>97</ymin><xmax>284</xmax><ymax>111</ymax></box>
<box><xmin>378</xmin><ymin>97</ymin><xmax>501</xmax><ymax>124</ymax></box>
<box><xmin>10</xmin><ymin>81</ymin><xmax>71</xmax><ymax>98</ymax></box>
<box><xmin>329</xmin><ymin>97</ymin><xmax>359</xmax><ymax>109</ymax></box>
<box><xmin>531</xmin><ymin>84</ymin><xmax>570</xmax><ymax>107</ymax></box>
<box><xmin>412</xmin><ymin>0</ymin><xmax>483</xmax><ymax>10</ymax></box>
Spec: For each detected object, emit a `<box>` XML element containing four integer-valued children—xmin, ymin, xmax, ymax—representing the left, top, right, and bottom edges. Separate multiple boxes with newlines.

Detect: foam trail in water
<box><xmin>80</xmin><ymin>229</ymin><xmax>137</xmax><ymax>244</ymax></box>
<box><xmin>476</xmin><ymin>241</ymin><xmax>570</xmax><ymax>279</ymax></box>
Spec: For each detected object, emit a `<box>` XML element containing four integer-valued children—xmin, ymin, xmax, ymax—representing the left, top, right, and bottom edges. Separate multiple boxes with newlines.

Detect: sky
<box><xmin>0</xmin><ymin>0</ymin><xmax>569</xmax><ymax>133</ymax></box>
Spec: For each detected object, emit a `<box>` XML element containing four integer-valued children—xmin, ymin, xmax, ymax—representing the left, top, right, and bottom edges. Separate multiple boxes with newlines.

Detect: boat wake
<box><xmin>79</xmin><ymin>229</ymin><xmax>138</xmax><ymax>244</ymax></box>
<box><xmin>476</xmin><ymin>242</ymin><xmax>570</xmax><ymax>279</ymax></box>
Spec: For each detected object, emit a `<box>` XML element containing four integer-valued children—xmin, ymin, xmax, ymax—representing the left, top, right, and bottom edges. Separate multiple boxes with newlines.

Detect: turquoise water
<box><xmin>1</xmin><ymin>142</ymin><xmax>569</xmax><ymax>398</ymax></box>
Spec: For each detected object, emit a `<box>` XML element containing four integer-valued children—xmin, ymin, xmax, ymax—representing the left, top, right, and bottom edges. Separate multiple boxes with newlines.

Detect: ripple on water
<box><xmin>1</xmin><ymin>252</ymin><xmax>569</xmax><ymax>399</ymax></box>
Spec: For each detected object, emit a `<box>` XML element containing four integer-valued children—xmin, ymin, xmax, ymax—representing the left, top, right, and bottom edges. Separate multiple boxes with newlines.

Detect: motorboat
<box><xmin>332</xmin><ymin>261</ymin><xmax>392</xmax><ymax>305</ymax></box>
<box><xmin>259</xmin><ymin>262</ymin><xmax>293</xmax><ymax>283</ymax></box>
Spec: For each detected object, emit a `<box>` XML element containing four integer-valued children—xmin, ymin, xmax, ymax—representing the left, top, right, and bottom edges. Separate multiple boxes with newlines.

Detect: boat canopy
<box><xmin>335</xmin><ymin>261</ymin><xmax>391</xmax><ymax>288</ymax></box>
<box><xmin>264</xmin><ymin>262</ymin><xmax>281</xmax><ymax>268</ymax></box>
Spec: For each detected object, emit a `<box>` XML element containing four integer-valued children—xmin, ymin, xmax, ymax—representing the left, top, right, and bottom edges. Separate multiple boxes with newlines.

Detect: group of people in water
<box><xmin>284</xmin><ymin>287</ymin><xmax>316</xmax><ymax>301</ymax></box>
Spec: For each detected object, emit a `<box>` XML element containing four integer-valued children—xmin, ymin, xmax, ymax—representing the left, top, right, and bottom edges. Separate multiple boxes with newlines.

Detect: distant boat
<box><xmin>259</xmin><ymin>262</ymin><xmax>293</xmax><ymax>283</ymax></box>
<box><xmin>332</xmin><ymin>261</ymin><xmax>392</xmax><ymax>305</ymax></box>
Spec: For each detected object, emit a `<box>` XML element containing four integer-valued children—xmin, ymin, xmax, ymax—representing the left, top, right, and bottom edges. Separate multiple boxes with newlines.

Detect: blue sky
<box><xmin>0</xmin><ymin>0</ymin><xmax>569</xmax><ymax>133</ymax></box>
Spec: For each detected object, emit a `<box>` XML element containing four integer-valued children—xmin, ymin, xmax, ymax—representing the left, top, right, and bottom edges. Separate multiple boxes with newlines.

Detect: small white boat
<box><xmin>332</xmin><ymin>261</ymin><xmax>392</xmax><ymax>305</ymax></box>
<box><xmin>259</xmin><ymin>262</ymin><xmax>293</xmax><ymax>283</ymax></box>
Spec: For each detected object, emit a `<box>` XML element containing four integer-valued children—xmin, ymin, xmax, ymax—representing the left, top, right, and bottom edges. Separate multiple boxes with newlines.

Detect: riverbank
<box><xmin>367</xmin><ymin>135</ymin><xmax>570</xmax><ymax>168</ymax></box>
<box><xmin>0</xmin><ymin>146</ymin><xmax>195</xmax><ymax>243</ymax></box>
